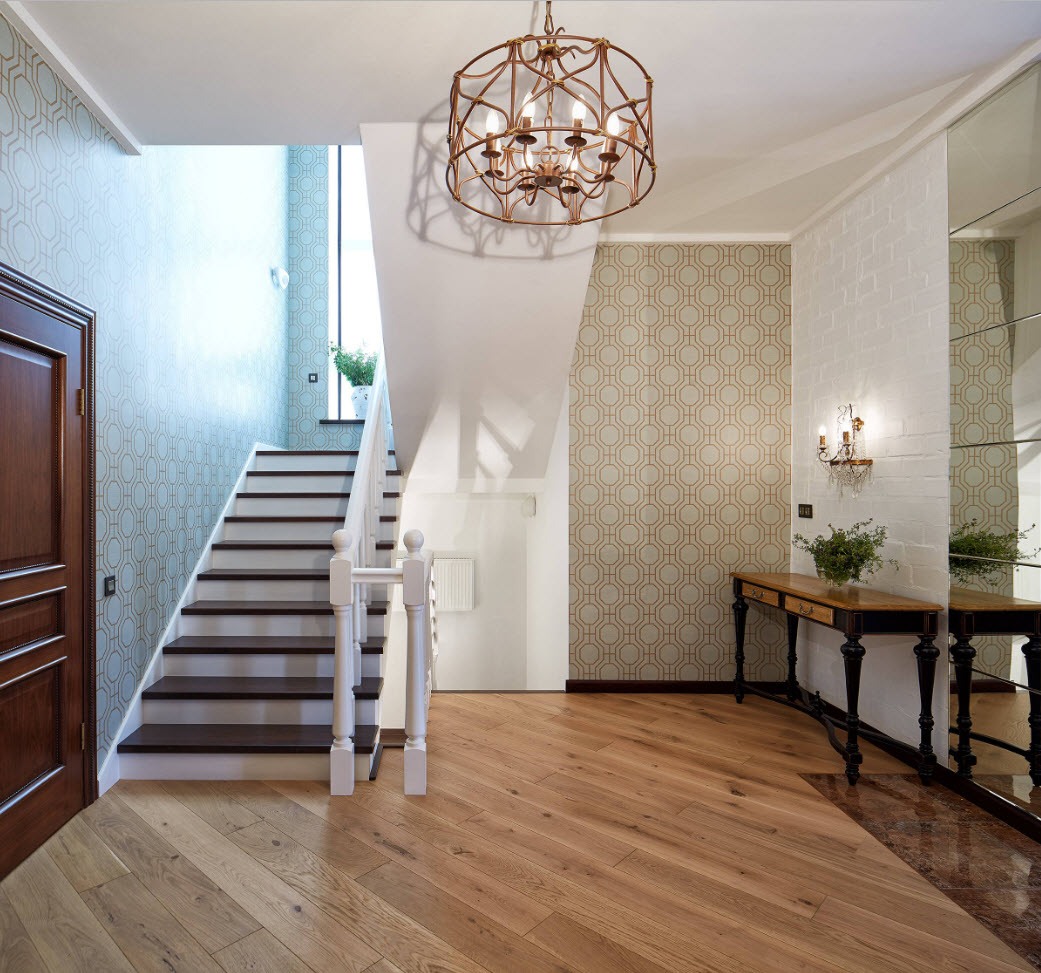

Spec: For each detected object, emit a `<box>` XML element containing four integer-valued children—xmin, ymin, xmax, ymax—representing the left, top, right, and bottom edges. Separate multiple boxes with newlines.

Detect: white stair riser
<box><xmin>255</xmin><ymin>454</ymin><xmax>359</xmax><ymax>472</ymax></box>
<box><xmin>211</xmin><ymin>548</ymin><xmax>331</xmax><ymax>570</ymax></box>
<box><xmin>177</xmin><ymin>614</ymin><xmax>386</xmax><ymax>639</ymax></box>
<box><xmin>119</xmin><ymin>753</ymin><xmax>330</xmax><ymax>781</ymax></box>
<box><xmin>162</xmin><ymin>652</ymin><xmax>382</xmax><ymax>679</ymax></box>
<box><xmin>222</xmin><ymin>521</ymin><xmax>341</xmax><ymax>542</ymax></box>
<box><xmin>196</xmin><ymin>579</ymin><xmax>330</xmax><ymax>601</ymax></box>
<box><xmin>143</xmin><ymin>699</ymin><xmax>333</xmax><ymax>724</ymax></box>
<box><xmin>178</xmin><ymin>615</ymin><xmax>334</xmax><ymax>638</ymax></box>
<box><xmin>208</xmin><ymin>553</ymin><xmax>397</xmax><ymax>577</ymax></box>
<box><xmin>140</xmin><ymin>698</ymin><xmax>378</xmax><ymax>725</ymax></box>
<box><xmin>246</xmin><ymin>473</ymin><xmax>354</xmax><ymax>493</ymax></box>
<box><xmin>235</xmin><ymin>496</ymin><xmax>349</xmax><ymax>517</ymax></box>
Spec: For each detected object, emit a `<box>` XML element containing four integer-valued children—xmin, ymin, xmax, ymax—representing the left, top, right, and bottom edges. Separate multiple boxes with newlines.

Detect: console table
<box><xmin>732</xmin><ymin>571</ymin><xmax>942</xmax><ymax>784</ymax></box>
<box><xmin>949</xmin><ymin>587</ymin><xmax>1041</xmax><ymax>785</ymax></box>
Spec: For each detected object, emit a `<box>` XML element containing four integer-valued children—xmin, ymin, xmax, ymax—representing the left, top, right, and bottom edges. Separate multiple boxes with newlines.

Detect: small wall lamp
<box><xmin>818</xmin><ymin>404</ymin><xmax>873</xmax><ymax>495</ymax></box>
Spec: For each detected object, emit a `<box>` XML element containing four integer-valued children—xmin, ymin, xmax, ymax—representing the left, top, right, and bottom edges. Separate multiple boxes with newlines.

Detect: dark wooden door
<box><xmin>0</xmin><ymin>266</ymin><xmax>94</xmax><ymax>879</ymax></box>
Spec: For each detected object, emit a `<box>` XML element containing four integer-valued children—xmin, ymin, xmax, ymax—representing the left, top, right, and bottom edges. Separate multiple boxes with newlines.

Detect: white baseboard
<box><xmin>97</xmin><ymin>441</ymin><xmax>280</xmax><ymax>793</ymax></box>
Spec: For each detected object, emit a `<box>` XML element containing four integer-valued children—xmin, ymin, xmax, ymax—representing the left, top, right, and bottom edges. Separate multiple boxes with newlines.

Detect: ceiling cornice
<box><xmin>1</xmin><ymin>0</ymin><xmax>142</xmax><ymax>154</ymax></box>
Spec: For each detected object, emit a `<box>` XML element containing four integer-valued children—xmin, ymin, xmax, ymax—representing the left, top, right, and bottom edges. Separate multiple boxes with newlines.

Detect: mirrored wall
<box><xmin>949</xmin><ymin>63</ymin><xmax>1041</xmax><ymax>814</ymax></box>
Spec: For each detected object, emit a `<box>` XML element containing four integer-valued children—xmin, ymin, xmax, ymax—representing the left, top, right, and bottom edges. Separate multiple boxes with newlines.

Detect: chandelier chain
<box><xmin>544</xmin><ymin>1</ymin><xmax>554</xmax><ymax>36</ymax></box>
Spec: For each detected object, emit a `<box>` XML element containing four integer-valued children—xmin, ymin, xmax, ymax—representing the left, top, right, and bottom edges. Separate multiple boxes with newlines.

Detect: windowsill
<box><xmin>320</xmin><ymin>419</ymin><xmax>365</xmax><ymax>425</ymax></box>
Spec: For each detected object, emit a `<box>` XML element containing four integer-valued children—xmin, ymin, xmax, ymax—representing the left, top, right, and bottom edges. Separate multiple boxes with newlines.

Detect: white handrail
<box><xmin>329</xmin><ymin>359</ymin><xmax>432</xmax><ymax>795</ymax></box>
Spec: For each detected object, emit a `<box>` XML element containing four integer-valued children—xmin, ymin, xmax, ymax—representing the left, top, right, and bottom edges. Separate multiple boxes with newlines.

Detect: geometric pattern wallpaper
<box><xmin>949</xmin><ymin>240</ymin><xmax>1018</xmax><ymax>670</ymax></box>
<box><xmin>0</xmin><ymin>14</ymin><xmax>290</xmax><ymax>766</ymax></box>
<box><xmin>287</xmin><ymin>146</ymin><xmax>361</xmax><ymax>450</ymax></box>
<box><xmin>570</xmin><ymin>243</ymin><xmax>791</xmax><ymax>682</ymax></box>
<box><xmin>949</xmin><ymin>239</ymin><xmax>1015</xmax><ymax>340</ymax></box>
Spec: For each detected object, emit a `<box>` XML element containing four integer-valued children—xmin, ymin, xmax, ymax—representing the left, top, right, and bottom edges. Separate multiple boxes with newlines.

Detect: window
<box><xmin>328</xmin><ymin>145</ymin><xmax>383</xmax><ymax>419</ymax></box>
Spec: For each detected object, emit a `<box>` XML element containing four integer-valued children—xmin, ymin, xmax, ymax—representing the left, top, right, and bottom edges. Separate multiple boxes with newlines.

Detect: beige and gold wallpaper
<box><xmin>949</xmin><ymin>239</ymin><xmax>1017</xmax><ymax>672</ymax></box>
<box><xmin>569</xmin><ymin>243</ymin><xmax>791</xmax><ymax>683</ymax></box>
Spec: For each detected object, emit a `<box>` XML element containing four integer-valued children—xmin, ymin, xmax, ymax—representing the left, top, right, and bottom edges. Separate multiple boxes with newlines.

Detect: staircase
<box><xmin>117</xmin><ymin>448</ymin><xmax>402</xmax><ymax>781</ymax></box>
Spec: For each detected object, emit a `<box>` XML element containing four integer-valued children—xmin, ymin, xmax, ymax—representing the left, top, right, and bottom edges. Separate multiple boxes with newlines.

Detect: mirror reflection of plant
<box><xmin>329</xmin><ymin>344</ymin><xmax>378</xmax><ymax>387</ymax></box>
<box><xmin>792</xmin><ymin>519</ymin><xmax>896</xmax><ymax>588</ymax></box>
<box><xmin>948</xmin><ymin>519</ymin><xmax>1039</xmax><ymax>587</ymax></box>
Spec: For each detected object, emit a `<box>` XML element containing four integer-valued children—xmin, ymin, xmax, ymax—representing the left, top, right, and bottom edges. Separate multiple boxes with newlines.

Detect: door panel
<box><xmin>0</xmin><ymin>268</ymin><xmax>93</xmax><ymax>879</ymax></box>
<box><xmin>0</xmin><ymin>337</ymin><xmax>62</xmax><ymax>573</ymax></box>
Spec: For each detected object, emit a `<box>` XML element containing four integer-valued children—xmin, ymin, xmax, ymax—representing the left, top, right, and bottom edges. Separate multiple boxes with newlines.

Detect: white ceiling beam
<box><xmin>1</xmin><ymin>0</ymin><xmax>142</xmax><ymax>155</ymax></box>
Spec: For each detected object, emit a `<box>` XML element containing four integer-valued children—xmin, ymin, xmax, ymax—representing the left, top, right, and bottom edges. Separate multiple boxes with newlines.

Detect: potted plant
<box><xmin>949</xmin><ymin>519</ymin><xmax>1038</xmax><ymax>588</ymax></box>
<box><xmin>793</xmin><ymin>519</ymin><xmax>896</xmax><ymax>589</ymax></box>
<box><xmin>329</xmin><ymin>344</ymin><xmax>378</xmax><ymax>419</ymax></box>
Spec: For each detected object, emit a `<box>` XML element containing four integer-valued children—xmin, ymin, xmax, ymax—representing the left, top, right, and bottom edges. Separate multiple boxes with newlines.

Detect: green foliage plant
<box><xmin>329</xmin><ymin>344</ymin><xmax>378</xmax><ymax>387</ymax></box>
<box><xmin>949</xmin><ymin>519</ymin><xmax>1038</xmax><ymax>587</ymax></box>
<box><xmin>792</xmin><ymin>519</ymin><xmax>896</xmax><ymax>588</ymax></box>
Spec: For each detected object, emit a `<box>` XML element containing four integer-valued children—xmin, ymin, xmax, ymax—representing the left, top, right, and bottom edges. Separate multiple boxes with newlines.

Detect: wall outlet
<box><xmin>308</xmin><ymin>372</ymin><xmax>319</xmax><ymax>384</ymax></box>
<box><xmin>103</xmin><ymin>575</ymin><xmax>116</xmax><ymax>596</ymax></box>
<box><xmin>797</xmin><ymin>503</ymin><xmax>813</xmax><ymax>519</ymax></box>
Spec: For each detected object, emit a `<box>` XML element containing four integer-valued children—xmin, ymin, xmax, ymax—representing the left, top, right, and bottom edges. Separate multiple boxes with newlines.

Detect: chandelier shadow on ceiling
<box><xmin>446</xmin><ymin>0</ymin><xmax>656</xmax><ymax>227</ymax></box>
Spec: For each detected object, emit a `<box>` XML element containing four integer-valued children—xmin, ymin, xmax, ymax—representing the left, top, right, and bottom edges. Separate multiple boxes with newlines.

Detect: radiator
<box><xmin>432</xmin><ymin>557</ymin><xmax>475</xmax><ymax>611</ymax></box>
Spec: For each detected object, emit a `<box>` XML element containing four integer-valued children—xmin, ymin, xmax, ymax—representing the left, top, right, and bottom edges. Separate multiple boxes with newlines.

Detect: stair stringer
<box><xmin>97</xmin><ymin>441</ymin><xmax>280</xmax><ymax>795</ymax></box>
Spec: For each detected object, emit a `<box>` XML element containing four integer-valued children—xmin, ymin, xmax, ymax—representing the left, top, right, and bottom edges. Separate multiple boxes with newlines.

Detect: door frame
<box><xmin>0</xmin><ymin>259</ymin><xmax>97</xmax><ymax>804</ymax></box>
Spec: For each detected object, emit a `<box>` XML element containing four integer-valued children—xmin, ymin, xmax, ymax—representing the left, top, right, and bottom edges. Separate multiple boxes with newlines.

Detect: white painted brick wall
<box><xmin>791</xmin><ymin>135</ymin><xmax>950</xmax><ymax>748</ymax></box>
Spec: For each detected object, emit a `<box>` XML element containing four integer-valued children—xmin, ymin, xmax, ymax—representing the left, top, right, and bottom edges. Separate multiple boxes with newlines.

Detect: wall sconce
<box><xmin>818</xmin><ymin>403</ymin><xmax>873</xmax><ymax>495</ymax></box>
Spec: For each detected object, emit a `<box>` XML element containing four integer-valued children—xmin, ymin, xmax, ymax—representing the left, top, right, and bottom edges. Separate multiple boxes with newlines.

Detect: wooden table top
<box><xmin>949</xmin><ymin>586</ymin><xmax>1041</xmax><ymax>613</ymax></box>
<box><xmin>733</xmin><ymin>571</ymin><xmax>943</xmax><ymax>613</ymax></box>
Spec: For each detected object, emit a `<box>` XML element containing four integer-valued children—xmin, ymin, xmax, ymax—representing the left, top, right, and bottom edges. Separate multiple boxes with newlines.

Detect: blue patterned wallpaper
<box><xmin>287</xmin><ymin>146</ymin><xmax>361</xmax><ymax>449</ymax></box>
<box><xmin>0</xmin><ymin>15</ymin><xmax>290</xmax><ymax>767</ymax></box>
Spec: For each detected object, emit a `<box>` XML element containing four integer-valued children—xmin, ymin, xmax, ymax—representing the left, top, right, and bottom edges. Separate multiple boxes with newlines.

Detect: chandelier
<box><xmin>446</xmin><ymin>1</ymin><xmax>656</xmax><ymax>226</ymax></box>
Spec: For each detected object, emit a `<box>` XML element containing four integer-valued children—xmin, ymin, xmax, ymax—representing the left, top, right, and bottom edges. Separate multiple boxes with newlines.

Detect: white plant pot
<box><xmin>351</xmin><ymin>386</ymin><xmax>371</xmax><ymax>420</ymax></box>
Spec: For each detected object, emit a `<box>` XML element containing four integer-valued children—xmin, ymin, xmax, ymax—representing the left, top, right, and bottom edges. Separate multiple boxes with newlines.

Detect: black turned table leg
<box><xmin>733</xmin><ymin>587</ymin><xmax>748</xmax><ymax>703</ymax></box>
<box><xmin>950</xmin><ymin>635</ymin><xmax>977</xmax><ymax>778</ymax></box>
<box><xmin>786</xmin><ymin>614</ymin><xmax>799</xmax><ymax>702</ymax></box>
<box><xmin>913</xmin><ymin>636</ymin><xmax>939</xmax><ymax>784</ymax></box>
<box><xmin>1022</xmin><ymin>635</ymin><xmax>1041</xmax><ymax>787</ymax></box>
<box><xmin>841</xmin><ymin>634</ymin><xmax>866</xmax><ymax>785</ymax></box>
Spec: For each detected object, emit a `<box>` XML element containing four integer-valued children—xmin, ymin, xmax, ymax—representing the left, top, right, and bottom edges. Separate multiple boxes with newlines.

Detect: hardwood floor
<box><xmin>0</xmin><ymin>692</ymin><xmax>1033</xmax><ymax>973</ymax></box>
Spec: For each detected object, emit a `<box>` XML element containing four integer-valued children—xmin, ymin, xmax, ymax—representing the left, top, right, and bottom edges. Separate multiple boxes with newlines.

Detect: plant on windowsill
<box><xmin>792</xmin><ymin>519</ymin><xmax>896</xmax><ymax>589</ymax></box>
<box><xmin>329</xmin><ymin>344</ymin><xmax>379</xmax><ymax>419</ymax></box>
<box><xmin>949</xmin><ymin>519</ymin><xmax>1039</xmax><ymax>588</ymax></box>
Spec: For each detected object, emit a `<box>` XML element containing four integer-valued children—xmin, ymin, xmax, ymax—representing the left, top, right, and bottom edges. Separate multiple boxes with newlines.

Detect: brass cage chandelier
<box><xmin>446</xmin><ymin>1</ymin><xmax>656</xmax><ymax>226</ymax></box>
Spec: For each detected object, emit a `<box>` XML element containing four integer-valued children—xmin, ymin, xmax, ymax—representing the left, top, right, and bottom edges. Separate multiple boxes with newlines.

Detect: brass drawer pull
<box><xmin>800</xmin><ymin>604</ymin><xmax>813</xmax><ymax>615</ymax></box>
<box><xmin>741</xmin><ymin>582</ymin><xmax>779</xmax><ymax>607</ymax></box>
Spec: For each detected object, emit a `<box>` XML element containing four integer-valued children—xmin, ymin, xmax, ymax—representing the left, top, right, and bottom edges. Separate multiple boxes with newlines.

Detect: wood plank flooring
<box><xmin>1</xmin><ymin>692</ymin><xmax>1033</xmax><ymax>973</ymax></box>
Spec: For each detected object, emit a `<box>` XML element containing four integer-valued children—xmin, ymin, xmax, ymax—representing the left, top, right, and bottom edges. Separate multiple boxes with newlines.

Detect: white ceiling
<box><xmin>14</xmin><ymin>0</ymin><xmax>1041</xmax><ymax>234</ymax></box>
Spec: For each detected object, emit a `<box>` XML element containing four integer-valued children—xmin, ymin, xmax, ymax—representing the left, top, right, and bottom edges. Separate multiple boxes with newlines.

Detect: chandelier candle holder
<box><xmin>446</xmin><ymin>0</ymin><xmax>655</xmax><ymax>226</ymax></box>
<box><xmin>818</xmin><ymin>404</ymin><xmax>873</xmax><ymax>495</ymax></box>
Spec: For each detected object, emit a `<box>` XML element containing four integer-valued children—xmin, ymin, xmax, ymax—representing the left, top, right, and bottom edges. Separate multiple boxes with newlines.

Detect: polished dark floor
<box><xmin>806</xmin><ymin>774</ymin><xmax>1041</xmax><ymax>969</ymax></box>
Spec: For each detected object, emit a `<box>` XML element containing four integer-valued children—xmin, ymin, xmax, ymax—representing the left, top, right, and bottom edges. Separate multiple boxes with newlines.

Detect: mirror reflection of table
<box><xmin>732</xmin><ymin>571</ymin><xmax>942</xmax><ymax>784</ymax></box>
<box><xmin>948</xmin><ymin>587</ymin><xmax>1041</xmax><ymax>785</ymax></box>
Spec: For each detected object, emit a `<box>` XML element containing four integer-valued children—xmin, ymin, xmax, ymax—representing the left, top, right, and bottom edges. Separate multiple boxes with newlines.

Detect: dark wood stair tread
<box><xmin>117</xmin><ymin>723</ymin><xmax>378</xmax><ymax>754</ymax></box>
<box><xmin>354</xmin><ymin>677</ymin><xmax>383</xmax><ymax>699</ymax></box>
<box><xmin>224</xmin><ymin>516</ymin><xmax>343</xmax><ymax>523</ymax></box>
<box><xmin>182</xmin><ymin>600</ymin><xmax>333</xmax><ymax>616</ymax></box>
<box><xmin>163</xmin><ymin>635</ymin><xmax>385</xmax><ymax>654</ymax></box>
<box><xmin>143</xmin><ymin>676</ymin><xmax>332</xmax><ymax>699</ymax></box>
<box><xmin>181</xmin><ymin>600</ymin><xmax>389</xmax><ymax>616</ymax></box>
<box><xmin>212</xmin><ymin>541</ymin><xmax>332</xmax><ymax>550</ymax></box>
<box><xmin>199</xmin><ymin>568</ymin><xmax>329</xmax><ymax>581</ymax></box>
<box><xmin>235</xmin><ymin>492</ymin><xmax>351</xmax><ymax>499</ymax></box>
<box><xmin>164</xmin><ymin>636</ymin><xmax>336</xmax><ymax>654</ymax></box>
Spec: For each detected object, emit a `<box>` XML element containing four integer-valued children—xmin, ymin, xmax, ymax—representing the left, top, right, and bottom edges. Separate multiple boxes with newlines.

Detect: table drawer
<box><xmin>785</xmin><ymin>596</ymin><xmax>834</xmax><ymax>626</ymax></box>
<box><xmin>741</xmin><ymin>582</ymin><xmax>779</xmax><ymax>607</ymax></box>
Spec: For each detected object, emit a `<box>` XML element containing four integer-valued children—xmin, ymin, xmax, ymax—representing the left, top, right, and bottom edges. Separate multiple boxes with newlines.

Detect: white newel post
<box><xmin>401</xmin><ymin>529</ymin><xmax>429</xmax><ymax>795</ymax></box>
<box><xmin>330</xmin><ymin>529</ymin><xmax>355</xmax><ymax>795</ymax></box>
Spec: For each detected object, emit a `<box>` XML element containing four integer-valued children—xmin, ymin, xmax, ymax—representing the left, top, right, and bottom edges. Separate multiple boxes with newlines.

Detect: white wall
<box><xmin>360</xmin><ymin>122</ymin><xmax>599</xmax><ymax>489</ymax></box>
<box><xmin>526</xmin><ymin>392</ymin><xmax>571</xmax><ymax>690</ymax></box>
<box><xmin>791</xmin><ymin>135</ymin><xmax>950</xmax><ymax>746</ymax></box>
